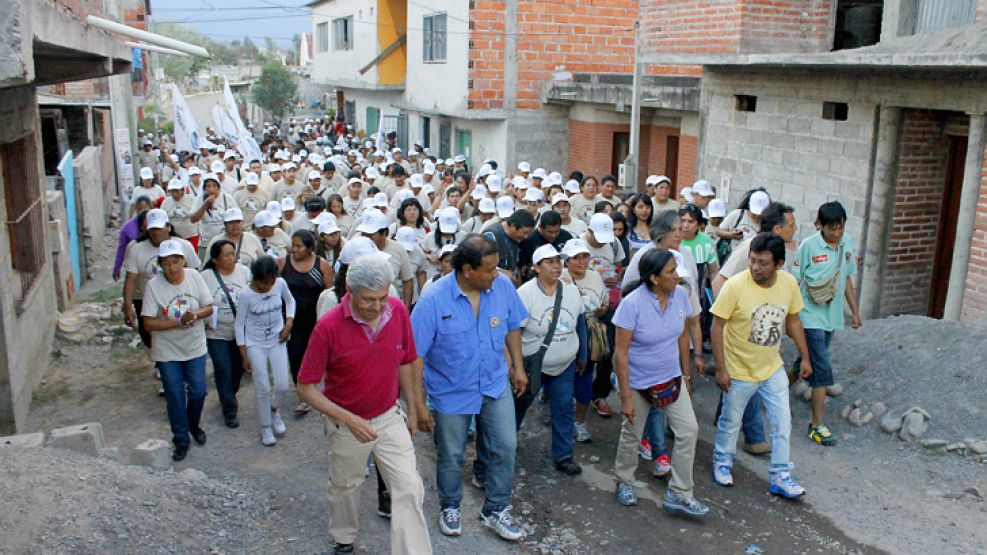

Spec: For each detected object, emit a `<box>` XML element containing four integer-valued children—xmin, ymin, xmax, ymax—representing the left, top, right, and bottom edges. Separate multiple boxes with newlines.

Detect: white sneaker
<box><xmin>574</xmin><ymin>422</ymin><xmax>592</xmax><ymax>443</ymax></box>
<box><xmin>260</xmin><ymin>427</ymin><xmax>276</xmax><ymax>446</ymax></box>
<box><xmin>271</xmin><ymin>409</ymin><xmax>286</xmax><ymax>436</ymax></box>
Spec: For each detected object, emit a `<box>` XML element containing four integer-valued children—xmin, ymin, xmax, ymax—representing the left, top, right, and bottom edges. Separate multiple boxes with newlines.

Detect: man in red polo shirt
<box><xmin>298</xmin><ymin>254</ymin><xmax>431</xmax><ymax>555</ymax></box>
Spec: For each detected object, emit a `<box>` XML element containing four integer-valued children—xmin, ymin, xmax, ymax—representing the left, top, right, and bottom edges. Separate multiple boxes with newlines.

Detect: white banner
<box><xmin>114</xmin><ymin>127</ymin><xmax>135</xmax><ymax>203</ymax></box>
<box><xmin>223</xmin><ymin>77</ymin><xmax>263</xmax><ymax>164</ymax></box>
<box><xmin>171</xmin><ymin>85</ymin><xmax>203</xmax><ymax>154</ymax></box>
<box><xmin>212</xmin><ymin>104</ymin><xmax>238</xmax><ymax>146</ymax></box>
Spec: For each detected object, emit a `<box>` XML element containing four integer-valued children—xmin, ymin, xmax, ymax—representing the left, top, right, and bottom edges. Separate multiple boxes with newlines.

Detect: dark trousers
<box><xmin>206</xmin><ymin>339</ymin><xmax>244</xmax><ymax>418</ymax></box>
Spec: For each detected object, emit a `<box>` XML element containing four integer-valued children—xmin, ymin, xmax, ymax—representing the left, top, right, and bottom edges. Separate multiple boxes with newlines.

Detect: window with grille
<box><xmin>316</xmin><ymin>22</ymin><xmax>329</xmax><ymax>53</ymax></box>
<box><xmin>333</xmin><ymin>17</ymin><xmax>353</xmax><ymax>51</ymax></box>
<box><xmin>423</xmin><ymin>13</ymin><xmax>447</xmax><ymax>62</ymax></box>
<box><xmin>2</xmin><ymin>134</ymin><xmax>47</xmax><ymax>299</ymax></box>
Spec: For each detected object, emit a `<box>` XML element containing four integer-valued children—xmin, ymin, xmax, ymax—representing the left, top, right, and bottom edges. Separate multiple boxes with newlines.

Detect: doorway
<box><xmin>665</xmin><ymin>135</ymin><xmax>680</xmax><ymax>193</ymax></box>
<box><xmin>928</xmin><ymin>135</ymin><xmax>966</xmax><ymax>318</ymax></box>
<box><xmin>611</xmin><ymin>132</ymin><xmax>629</xmax><ymax>180</ymax></box>
<box><xmin>456</xmin><ymin>129</ymin><xmax>472</xmax><ymax>169</ymax></box>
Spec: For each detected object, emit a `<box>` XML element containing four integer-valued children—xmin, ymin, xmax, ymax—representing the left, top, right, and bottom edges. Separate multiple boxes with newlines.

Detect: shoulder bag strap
<box><xmin>538</xmin><ymin>284</ymin><xmax>565</xmax><ymax>357</ymax></box>
<box><xmin>212</xmin><ymin>268</ymin><xmax>237</xmax><ymax>317</ymax></box>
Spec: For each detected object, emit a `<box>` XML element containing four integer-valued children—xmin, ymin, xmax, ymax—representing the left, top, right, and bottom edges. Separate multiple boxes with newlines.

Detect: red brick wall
<box><xmin>54</xmin><ymin>0</ymin><xmax>103</xmax><ymax>18</ymax></box>
<box><xmin>739</xmin><ymin>0</ymin><xmax>835</xmax><ymax>53</ymax></box>
<box><xmin>568</xmin><ymin>120</ymin><xmax>688</xmax><ymax>190</ymax></box>
<box><xmin>469</xmin><ymin>1</ymin><xmax>507</xmax><ymax>110</ymax></box>
<box><xmin>882</xmin><ymin>110</ymin><xmax>949</xmax><ymax>316</ymax></box>
<box><xmin>962</xmin><ymin>143</ymin><xmax>987</xmax><ymax>320</ymax></box>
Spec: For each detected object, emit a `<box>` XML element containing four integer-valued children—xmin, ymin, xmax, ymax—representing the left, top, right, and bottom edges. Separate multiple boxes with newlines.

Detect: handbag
<box><xmin>715</xmin><ymin>209</ymin><xmax>744</xmax><ymax>265</ymax></box>
<box><xmin>637</xmin><ymin>376</ymin><xmax>682</xmax><ymax>409</ymax></box>
<box><xmin>522</xmin><ymin>284</ymin><xmax>564</xmax><ymax>395</ymax></box>
<box><xmin>800</xmin><ymin>245</ymin><xmax>844</xmax><ymax>305</ymax></box>
<box><xmin>587</xmin><ymin>320</ymin><xmax>610</xmax><ymax>362</ymax></box>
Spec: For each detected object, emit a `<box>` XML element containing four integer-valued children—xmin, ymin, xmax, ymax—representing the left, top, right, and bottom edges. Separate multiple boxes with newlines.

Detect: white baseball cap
<box><xmin>224</xmin><ymin>208</ymin><xmax>244</xmax><ymax>222</ymax></box>
<box><xmin>563</xmin><ymin>180</ymin><xmax>581</xmax><ymax>194</ymax></box>
<box><xmin>282</xmin><ymin>161</ymin><xmax>297</xmax><ymax>170</ymax></box>
<box><xmin>422</xmin><ymin>183</ymin><xmax>436</xmax><ymax>196</ymax></box>
<box><xmin>523</xmin><ymin>188</ymin><xmax>544</xmax><ymax>203</ymax></box>
<box><xmin>146</xmin><ymin>208</ymin><xmax>169</xmax><ymax>229</ymax></box>
<box><xmin>394</xmin><ymin>226</ymin><xmax>418</xmax><ymax>251</ymax></box>
<box><xmin>532</xmin><ymin>244</ymin><xmax>565</xmax><ymax>265</ymax></box>
<box><xmin>692</xmin><ymin>179</ymin><xmax>715</xmax><ymax>197</ymax></box>
<box><xmin>157</xmin><ymin>239</ymin><xmax>185</xmax><ymax>259</ymax></box>
<box><xmin>245</xmin><ymin>173</ymin><xmax>260</xmax><ymax>186</ymax></box>
<box><xmin>444</xmin><ymin>158</ymin><xmax>455</xmax><ymax>166</ymax></box>
<box><xmin>454</xmin><ymin>154</ymin><xmax>466</xmax><ymax>163</ymax></box>
<box><xmin>422</xmin><ymin>161</ymin><xmax>436</xmax><ymax>175</ymax></box>
<box><xmin>551</xmin><ymin>192</ymin><xmax>570</xmax><ymax>207</ymax></box>
<box><xmin>496</xmin><ymin>196</ymin><xmax>516</xmax><ymax>218</ymax></box>
<box><xmin>216</xmin><ymin>145</ymin><xmax>226</xmax><ymax>153</ymax></box>
<box><xmin>318</xmin><ymin>219</ymin><xmax>340</xmax><ymax>235</ymax></box>
<box><xmin>471</xmin><ymin>185</ymin><xmax>488</xmax><ymax>200</ymax></box>
<box><xmin>477</xmin><ymin>197</ymin><xmax>497</xmax><ymax>214</ymax></box>
<box><xmin>310</xmin><ymin>211</ymin><xmax>337</xmax><ymax>226</ymax></box>
<box><xmin>371</xmin><ymin>192</ymin><xmax>389</xmax><ymax>208</ymax></box>
<box><xmin>338</xmin><ymin>236</ymin><xmax>390</xmax><ymax>265</ymax></box>
<box><xmin>562</xmin><ymin>238</ymin><xmax>591</xmax><ymax>258</ymax></box>
<box><xmin>531</xmin><ymin>168</ymin><xmax>547</xmax><ymax>180</ymax></box>
<box><xmin>166</xmin><ymin>179</ymin><xmax>184</xmax><ymax>191</ymax></box>
<box><xmin>517</xmin><ymin>161</ymin><xmax>531</xmax><ymax>173</ymax></box>
<box><xmin>680</xmin><ymin>187</ymin><xmax>695</xmax><ymax>203</ymax></box>
<box><xmin>513</xmin><ymin>176</ymin><xmax>529</xmax><ymax>190</ymax></box>
<box><xmin>749</xmin><ymin>190</ymin><xmax>771</xmax><ymax>215</ymax></box>
<box><xmin>308</xmin><ymin>170</ymin><xmax>322</xmax><ymax>182</ymax></box>
<box><xmin>253</xmin><ymin>210</ymin><xmax>280</xmax><ymax>228</ymax></box>
<box><xmin>485</xmin><ymin>174</ymin><xmax>503</xmax><ymax>193</ymax></box>
<box><xmin>347</xmin><ymin>177</ymin><xmax>365</xmax><ymax>188</ymax></box>
<box><xmin>589</xmin><ymin>213</ymin><xmax>615</xmax><ymax>243</ymax></box>
<box><xmin>439</xmin><ymin>243</ymin><xmax>457</xmax><ymax>257</ymax></box>
<box><xmin>476</xmin><ymin>164</ymin><xmax>493</xmax><ymax>179</ymax></box>
<box><xmin>266</xmin><ymin>201</ymin><xmax>283</xmax><ymax>219</ymax></box>
<box><xmin>364</xmin><ymin>166</ymin><xmax>380</xmax><ymax>180</ymax></box>
<box><xmin>438</xmin><ymin>206</ymin><xmax>461</xmax><ymax>234</ymax></box>
<box><xmin>139</xmin><ymin>167</ymin><xmax>154</xmax><ymax>180</ymax></box>
<box><xmin>268</xmin><ymin>163</ymin><xmax>282</xmax><ymax>173</ymax></box>
<box><xmin>708</xmin><ymin>198</ymin><xmax>727</xmax><ymax>218</ymax></box>
<box><xmin>224</xmin><ymin>151</ymin><xmax>237</xmax><ymax>160</ymax></box>
<box><xmin>670</xmin><ymin>249</ymin><xmax>691</xmax><ymax>278</ymax></box>
<box><xmin>357</xmin><ymin>208</ymin><xmax>388</xmax><ymax>233</ymax></box>
<box><xmin>281</xmin><ymin>197</ymin><xmax>296</xmax><ymax>212</ymax></box>
<box><xmin>395</xmin><ymin>189</ymin><xmax>415</xmax><ymax>204</ymax></box>
<box><xmin>409</xmin><ymin>174</ymin><xmax>425</xmax><ymax>188</ymax></box>
<box><xmin>188</xmin><ymin>167</ymin><xmax>202</xmax><ymax>176</ymax></box>
<box><xmin>210</xmin><ymin>160</ymin><xmax>225</xmax><ymax>173</ymax></box>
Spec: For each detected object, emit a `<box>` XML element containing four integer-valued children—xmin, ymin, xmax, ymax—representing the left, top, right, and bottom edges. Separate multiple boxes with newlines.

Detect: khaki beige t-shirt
<box><xmin>123</xmin><ymin>237</ymin><xmax>199</xmax><ymax>300</ymax></box>
<box><xmin>141</xmin><ymin>269</ymin><xmax>212</xmax><ymax>362</ymax></box>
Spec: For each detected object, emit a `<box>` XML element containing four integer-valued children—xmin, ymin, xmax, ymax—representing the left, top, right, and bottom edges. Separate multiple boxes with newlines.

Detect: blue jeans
<box><xmin>645</xmin><ymin>408</ymin><xmax>669</xmax><ymax>457</ymax></box>
<box><xmin>434</xmin><ymin>386</ymin><xmax>517</xmax><ymax>513</ymax></box>
<box><xmin>714</xmin><ymin>390</ymin><xmax>766</xmax><ymax>445</ymax></box>
<box><xmin>573</xmin><ymin>360</ymin><xmax>594</xmax><ymax>406</ymax></box>
<box><xmin>713</xmin><ymin>367</ymin><xmax>793</xmax><ymax>477</ymax></box>
<box><xmin>514</xmin><ymin>363</ymin><xmax>576</xmax><ymax>463</ymax></box>
<box><xmin>158</xmin><ymin>355</ymin><xmax>208</xmax><ymax>448</ymax></box>
<box><xmin>206</xmin><ymin>339</ymin><xmax>244</xmax><ymax>418</ymax></box>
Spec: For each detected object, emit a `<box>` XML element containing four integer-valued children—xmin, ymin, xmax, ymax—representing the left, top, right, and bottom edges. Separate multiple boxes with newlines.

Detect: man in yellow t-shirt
<box><xmin>709</xmin><ymin>232</ymin><xmax>813</xmax><ymax>499</ymax></box>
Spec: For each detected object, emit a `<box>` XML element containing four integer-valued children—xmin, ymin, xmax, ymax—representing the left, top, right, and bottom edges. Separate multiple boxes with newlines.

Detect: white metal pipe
<box><xmin>124</xmin><ymin>41</ymin><xmax>190</xmax><ymax>58</ymax></box>
<box><xmin>86</xmin><ymin>15</ymin><xmax>210</xmax><ymax>58</ymax></box>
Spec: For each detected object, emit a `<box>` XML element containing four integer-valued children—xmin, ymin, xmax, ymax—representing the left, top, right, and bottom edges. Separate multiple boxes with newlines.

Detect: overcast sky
<box><xmin>150</xmin><ymin>0</ymin><xmax>312</xmax><ymax>47</ymax></box>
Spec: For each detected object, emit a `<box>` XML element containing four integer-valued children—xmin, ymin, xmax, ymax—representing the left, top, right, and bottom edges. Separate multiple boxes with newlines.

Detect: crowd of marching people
<box><xmin>119</xmin><ymin>116</ymin><xmax>862</xmax><ymax>553</ymax></box>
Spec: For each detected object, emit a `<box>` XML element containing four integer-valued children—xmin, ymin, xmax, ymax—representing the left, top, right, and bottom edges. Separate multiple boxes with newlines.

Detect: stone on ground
<box><xmin>46</xmin><ymin>422</ymin><xmax>104</xmax><ymax>456</ymax></box>
<box><xmin>870</xmin><ymin>402</ymin><xmax>887</xmax><ymax>419</ymax></box>
<box><xmin>130</xmin><ymin>439</ymin><xmax>171</xmax><ymax>470</ymax></box>
<box><xmin>899</xmin><ymin>411</ymin><xmax>928</xmax><ymax>441</ymax></box>
<box><xmin>0</xmin><ymin>432</ymin><xmax>45</xmax><ymax>449</ymax></box>
<box><xmin>879</xmin><ymin>412</ymin><xmax>903</xmax><ymax>434</ymax></box>
<box><xmin>826</xmin><ymin>383</ymin><xmax>844</xmax><ymax>397</ymax></box>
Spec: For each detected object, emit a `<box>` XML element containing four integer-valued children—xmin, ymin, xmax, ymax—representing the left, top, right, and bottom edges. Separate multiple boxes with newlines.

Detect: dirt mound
<box><xmin>0</xmin><ymin>448</ymin><xmax>271</xmax><ymax>553</ymax></box>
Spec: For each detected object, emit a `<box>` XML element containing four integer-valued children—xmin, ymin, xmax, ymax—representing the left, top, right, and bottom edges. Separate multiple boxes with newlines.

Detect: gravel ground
<box><xmin>0</xmin><ymin>448</ymin><xmax>271</xmax><ymax>554</ymax></box>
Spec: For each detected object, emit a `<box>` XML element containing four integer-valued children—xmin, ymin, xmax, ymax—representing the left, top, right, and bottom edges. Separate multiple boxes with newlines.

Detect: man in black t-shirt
<box><xmin>518</xmin><ymin>210</ymin><xmax>572</xmax><ymax>283</ymax></box>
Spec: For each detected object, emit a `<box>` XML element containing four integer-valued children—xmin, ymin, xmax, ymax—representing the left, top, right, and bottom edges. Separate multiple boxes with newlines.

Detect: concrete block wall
<box><xmin>881</xmin><ymin>110</ymin><xmax>949</xmax><ymax>316</ymax></box>
<box><xmin>506</xmin><ymin>104</ymin><xmax>570</xmax><ymax>174</ymax></box>
<box><xmin>962</xmin><ymin>143</ymin><xmax>987</xmax><ymax>320</ymax></box>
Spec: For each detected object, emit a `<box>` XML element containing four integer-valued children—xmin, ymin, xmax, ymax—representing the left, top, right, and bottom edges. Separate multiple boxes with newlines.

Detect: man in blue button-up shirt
<box><xmin>411</xmin><ymin>234</ymin><xmax>528</xmax><ymax>541</ymax></box>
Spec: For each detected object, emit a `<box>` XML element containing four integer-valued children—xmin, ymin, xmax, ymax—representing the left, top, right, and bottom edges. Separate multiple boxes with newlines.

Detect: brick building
<box><xmin>649</xmin><ymin>0</ymin><xmax>987</xmax><ymax>322</ymax></box>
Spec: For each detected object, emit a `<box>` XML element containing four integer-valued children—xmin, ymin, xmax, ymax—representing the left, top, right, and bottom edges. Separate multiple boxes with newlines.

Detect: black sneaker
<box><xmin>555</xmin><ymin>457</ymin><xmax>582</xmax><ymax>476</ymax></box>
<box><xmin>333</xmin><ymin>542</ymin><xmax>354</xmax><ymax>554</ymax></box>
<box><xmin>172</xmin><ymin>444</ymin><xmax>189</xmax><ymax>461</ymax></box>
<box><xmin>224</xmin><ymin>415</ymin><xmax>240</xmax><ymax>428</ymax></box>
<box><xmin>377</xmin><ymin>490</ymin><xmax>391</xmax><ymax>518</ymax></box>
<box><xmin>191</xmin><ymin>428</ymin><xmax>207</xmax><ymax>446</ymax></box>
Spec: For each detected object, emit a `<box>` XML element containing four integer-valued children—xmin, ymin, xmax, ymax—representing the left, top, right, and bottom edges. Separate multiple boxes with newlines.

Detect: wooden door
<box><xmin>929</xmin><ymin>135</ymin><xmax>966</xmax><ymax>318</ymax></box>
<box><xmin>666</xmin><ymin>135</ymin><xmax>680</xmax><ymax>193</ymax></box>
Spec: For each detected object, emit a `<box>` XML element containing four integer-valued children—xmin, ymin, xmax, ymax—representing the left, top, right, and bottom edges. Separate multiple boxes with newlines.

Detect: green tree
<box><xmin>252</xmin><ymin>63</ymin><xmax>298</xmax><ymax>121</ymax></box>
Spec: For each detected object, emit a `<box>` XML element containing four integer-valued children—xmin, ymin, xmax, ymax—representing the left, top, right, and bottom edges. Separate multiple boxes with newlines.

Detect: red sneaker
<box><xmin>653</xmin><ymin>454</ymin><xmax>672</xmax><ymax>478</ymax></box>
<box><xmin>638</xmin><ymin>439</ymin><xmax>653</xmax><ymax>461</ymax></box>
<box><xmin>591</xmin><ymin>399</ymin><xmax>613</xmax><ymax>418</ymax></box>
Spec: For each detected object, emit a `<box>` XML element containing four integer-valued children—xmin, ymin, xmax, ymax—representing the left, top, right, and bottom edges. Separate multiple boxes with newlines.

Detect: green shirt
<box><xmin>790</xmin><ymin>232</ymin><xmax>857</xmax><ymax>331</ymax></box>
<box><xmin>680</xmin><ymin>232</ymin><xmax>717</xmax><ymax>266</ymax></box>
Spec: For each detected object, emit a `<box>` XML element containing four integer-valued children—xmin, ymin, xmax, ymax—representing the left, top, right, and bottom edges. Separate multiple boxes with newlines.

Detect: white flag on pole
<box><xmin>212</xmin><ymin>104</ymin><xmax>238</xmax><ymax>146</ymax></box>
<box><xmin>171</xmin><ymin>85</ymin><xmax>202</xmax><ymax>153</ymax></box>
<box><xmin>223</xmin><ymin>77</ymin><xmax>263</xmax><ymax>163</ymax></box>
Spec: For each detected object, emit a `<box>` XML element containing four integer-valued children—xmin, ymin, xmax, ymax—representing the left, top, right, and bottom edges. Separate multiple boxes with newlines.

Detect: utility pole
<box><xmin>623</xmin><ymin>20</ymin><xmax>642</xmax><ymax>193</ymax></box>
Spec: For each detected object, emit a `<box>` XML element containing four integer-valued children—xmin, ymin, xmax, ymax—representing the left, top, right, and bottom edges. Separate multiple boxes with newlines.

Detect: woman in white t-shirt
<box><xmin>131</xmin><ymin>167</ymin><xmax>165</xmax><ymax>216</ymax></box>
<box><xmin>191</xmin><ymin>173</ymin><xmax>236</xmax><ymax>257</ymax></box>
<box><xmin>515</xmin><ymin>244</ymin><xmax>586</xmax><ymax>476</ymax></box>
<box><xmin>140</xmin><ymin>240</ymin><xmax>214</xmax><ymax>462</ymax></box>
<box><xmin>561</xmin><ymin>239</ymin><xmax>608</xmax><ymax>445</ymax></box>
<box><xmin>201</xmin><ymin>239</ymin><xmax>251</xmax><ymax>429</ymax></box>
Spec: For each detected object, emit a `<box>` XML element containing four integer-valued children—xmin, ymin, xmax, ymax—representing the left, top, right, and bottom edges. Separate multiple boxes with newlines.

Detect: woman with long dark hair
<box><xmin>625</xmin><ymin>193</ymin><xmax>654</xmax><ymax>256</ymax></box>
<box><xmin>276</xmin><ymin>229</ymin><xmax>332</xmax><ymax>414</ymax></box>
<box><xmin>612</xmin><ymin>248</ymin><xmax>707</xmax><ymax>517</ymax></box>
<box><xmin>389</xmin><ymin>197</ymin><xmax>428</xmax><ymax>245</ymax></box>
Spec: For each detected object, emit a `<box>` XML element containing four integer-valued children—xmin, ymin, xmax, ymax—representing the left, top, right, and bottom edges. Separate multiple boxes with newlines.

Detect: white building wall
<box><xmin>344</xmin><ymin>89</ymin><xmax>403</xmax><ymax>136</ymax></box>
<box><xmin>405</xmin><ymin>1</ymin><xmax>470</xmax><ymax>117</ymax></box>
<box><xmin>311</xmin><ymin>1</ymin><xmax>381</xmax><ymax>89</ymax></box>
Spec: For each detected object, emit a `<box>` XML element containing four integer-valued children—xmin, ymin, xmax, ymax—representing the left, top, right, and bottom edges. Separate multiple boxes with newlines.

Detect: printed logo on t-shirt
<box><xmin>748</xmin><ymin>304</ymin><xmax>787</xmax><ymax>347</ymax></box>
<box><xmin>162</xmin><ymin>294</ymin><xmax>194</xmax><ymax>319</ymax></box>
<box><xmin>811</xmin><ymin>254</ymin><xmax>829</xmax><ymax>263</ymax></box>
<box><xmin>142</xmin><ymin>257</ymin><xmax>161</xmax><ymax>278</ymax></box>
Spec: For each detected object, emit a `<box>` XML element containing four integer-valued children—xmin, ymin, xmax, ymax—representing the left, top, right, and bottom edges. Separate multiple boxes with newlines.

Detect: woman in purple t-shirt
<box><xmin>611</xmin><ymin>248</ymin><xmax>709</xmax><ymax>517</ymax></box>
